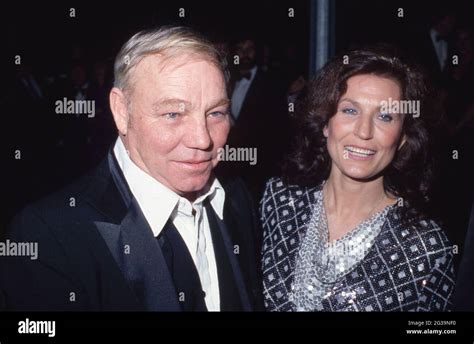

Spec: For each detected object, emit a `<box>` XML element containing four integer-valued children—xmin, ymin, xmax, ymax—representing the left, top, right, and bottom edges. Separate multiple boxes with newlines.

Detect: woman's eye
<box><xmin>163</xmin><ymin>112</ymin><xmax>180</xmax><ymax>119</ymax></box>
<box><xmin>378</xmin><ymin>113</ymin><xmax>393</xmax><ymax>122</ymax></box>
<box><xmin>341</xmin><ymin>108</ymin><xmax>357</xmax><ymax>115</ymax></box>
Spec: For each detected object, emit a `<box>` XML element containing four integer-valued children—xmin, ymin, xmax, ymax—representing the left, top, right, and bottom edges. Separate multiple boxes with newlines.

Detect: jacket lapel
<box><xmin>205</xmin><ymin>201</ymin><xmax>252</xmax><ymax>311</ymax></box>
<box><xmin>116</xmin><ymin>198</ymin><xmax>180</xmax><ymax>311</ymax></box>
<box><xmin>89</xmin><ymin>150</ymin><xmax>180</xmax><ymax>311</ymax></box>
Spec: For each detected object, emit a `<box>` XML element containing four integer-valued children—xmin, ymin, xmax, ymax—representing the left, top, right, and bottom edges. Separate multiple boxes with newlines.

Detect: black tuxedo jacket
<box><xmin>453</xmin><ymin>205</ymin><xmax>474</xmax><ymax>311</ymax></box>
<box><xmin>407</xmin><ymin>31</ymin><xmax>452</xmax><ymax>85</ymax></box>
<box><xmin>223</xmin><ymin>69</ymin><xmax>289</xmax><ymax>199</ymax></box>
<box><xmin>228</xmin><ymin>69</ymin><xmax>287</xmax><ymax>149</ymax></box>
<box><xmin>0</xmin><ymin>150</ymin><xmax>263</xmax><ymax>311</ymax></box>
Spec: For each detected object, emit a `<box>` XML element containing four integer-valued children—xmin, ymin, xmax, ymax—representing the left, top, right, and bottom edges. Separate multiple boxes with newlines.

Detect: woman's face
<box><xmin>324</xmin><ymin>74</ymin><xmax>406</xmax><ymax>181</ymax></box>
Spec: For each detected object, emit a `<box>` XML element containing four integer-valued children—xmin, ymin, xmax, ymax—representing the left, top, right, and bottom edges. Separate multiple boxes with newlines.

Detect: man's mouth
<box><xmin>179</xmin><ymin>159</ymin><xmax>211</xmax><ymax>164</ymax></box>
<box><xmin>174</xmin><ymin>159</ymin><xmax>212</xmax><ymax>170</ymax></box>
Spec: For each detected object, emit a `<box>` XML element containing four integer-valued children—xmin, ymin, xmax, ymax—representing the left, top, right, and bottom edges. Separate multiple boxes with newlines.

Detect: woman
<box><xmin>261</xmin><ymin>46</ymin><xmax>455</xmax><ymax>311</ymax></box>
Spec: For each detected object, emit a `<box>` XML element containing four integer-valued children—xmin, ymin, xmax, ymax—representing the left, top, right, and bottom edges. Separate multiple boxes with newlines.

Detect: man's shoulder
<box><xmin>219</xmin><ymin>175</ymin><xmax>249</xmax><ymax>197</ymax></box>
<box><xmin>217</xmin><ymin>175</ymin><xmax>255</xmax><ymax>213</ymax></box>
<box><xmin>8</xmin><ymin>158</ymin><xmax>111</xmax><ymax>234</ymax></box>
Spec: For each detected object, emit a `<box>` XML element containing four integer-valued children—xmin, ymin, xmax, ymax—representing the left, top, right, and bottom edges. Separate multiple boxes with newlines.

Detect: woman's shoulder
<box><xmin>385</xmin><ymin>209</ymin><xmax>454</xmax><ymax>260</ymax></box>
<box><xmin>260</xmin><ymin>177</ymin><xmax>322</xmax><ymax>235</ymax></box>
<box><xmin>261</xmin><ymin>177</ymin><xmax>321</xmax><ymax>206</ymax></box>
<box><xmin>261</xmin><ymin>176</ymin><xmax>293</xmax><ymax>196</ymax></box>
<box><xmin>412</xmin><ymin>218</ymin><xmax>453</xmax><ymax>254</ymax></box>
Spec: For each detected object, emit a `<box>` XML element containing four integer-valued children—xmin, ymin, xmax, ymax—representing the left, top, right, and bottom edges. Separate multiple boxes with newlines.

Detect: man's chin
<box><xmin>174</xmin><ymin>175</ymin><xmax>212</xmax><ymax>194</ymax></box>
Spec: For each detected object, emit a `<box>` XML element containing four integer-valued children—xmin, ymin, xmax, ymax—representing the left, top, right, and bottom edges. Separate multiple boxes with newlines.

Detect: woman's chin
<box><xmin>340</xmin><ymin>167</ymin><xmax>380</xmax><ymax>182</ymax></box>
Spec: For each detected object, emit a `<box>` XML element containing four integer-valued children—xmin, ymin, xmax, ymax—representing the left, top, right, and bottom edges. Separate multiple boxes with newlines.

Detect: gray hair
<box><xmin>113</xmin><ymin>26</ymin><xmax>229</xmax><ymax>93</ymax></box>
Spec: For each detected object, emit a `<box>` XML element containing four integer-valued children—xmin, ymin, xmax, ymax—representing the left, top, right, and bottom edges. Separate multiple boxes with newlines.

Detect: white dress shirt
<box><xmin>113</xmin><ymin>138</ymin><xmax>224</xmax><ymax>311</ymax></box>
<box><xmin>231</xmin><ymin>65</ymin><xmax>258</xmax><ymax>119</ymax></box>
<box><xmin>430</xmin><ymin>28</ymin><xmax>448</xmax><ymax>70</ymax></box>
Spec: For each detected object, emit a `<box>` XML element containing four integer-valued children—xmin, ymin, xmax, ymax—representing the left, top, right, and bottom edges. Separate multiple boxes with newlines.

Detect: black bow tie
<box><xmin>237</xmin><ymin>72</ymin><xmax>251</xmax><ymax>81</ymax></box>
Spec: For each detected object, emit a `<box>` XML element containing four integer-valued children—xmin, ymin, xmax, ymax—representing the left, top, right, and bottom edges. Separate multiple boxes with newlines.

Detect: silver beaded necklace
<box><xmin>290</xmin><ymin>186</ymin><xmax>395</xmax><ymax>311</ymax></box>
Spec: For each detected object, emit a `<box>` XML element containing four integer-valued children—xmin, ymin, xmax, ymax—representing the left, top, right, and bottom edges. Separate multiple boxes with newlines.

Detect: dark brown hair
<box><xmin>282</xmin><ymin>44</ymin><xmax>442</xmax><ymax>222</ymax></box>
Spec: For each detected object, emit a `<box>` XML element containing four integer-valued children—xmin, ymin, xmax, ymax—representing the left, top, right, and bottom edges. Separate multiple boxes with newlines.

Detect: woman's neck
<box><xmin>323</xmin><ymin>171</ymin><xmax>393</xmax><ymax>220</ymax></box>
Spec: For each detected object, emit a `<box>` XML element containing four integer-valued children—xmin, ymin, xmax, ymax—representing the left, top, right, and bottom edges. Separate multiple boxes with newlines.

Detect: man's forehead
<box><xmin>129</xmin><ymin>52</ymin><xmax>227</xmax><ymax>107</ymax></box>
<box><xmin>152</xmin><ymin>97</ymin><xmax>229</xmax><ymax>110</ymax></box>
<box><xmin>136</xmin><ymin>52</ymin><xmax>218</xmax><ymax>76</ymax></box>
<box><xmin>130</xmin><ymin>54</ymin><xmax>224</xmax><ymax>93</ymax></box>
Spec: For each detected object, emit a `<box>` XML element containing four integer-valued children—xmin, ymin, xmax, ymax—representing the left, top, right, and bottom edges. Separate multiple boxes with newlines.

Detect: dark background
<box><xmin>2</xmin><ymin>1</ymin><xmax>473</xmax><ymax>270</ymax></box>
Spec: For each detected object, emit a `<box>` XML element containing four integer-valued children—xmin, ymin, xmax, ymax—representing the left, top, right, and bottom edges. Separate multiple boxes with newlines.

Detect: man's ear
<box><xmin>109</xmin><ymin>87</ymin><xmax>130</xmax><ymax>136</ymax></box>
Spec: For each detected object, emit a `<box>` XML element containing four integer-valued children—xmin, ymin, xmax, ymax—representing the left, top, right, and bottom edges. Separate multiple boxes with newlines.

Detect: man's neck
<box><xmin>182</xmin><ymin>192</ymin><xmax>198</xmax><ymax>203</ymax></box>
<box><xmin>239</xmin><ymin>65</ymin><xmax>256</xmax><ymax>76</ymax></box>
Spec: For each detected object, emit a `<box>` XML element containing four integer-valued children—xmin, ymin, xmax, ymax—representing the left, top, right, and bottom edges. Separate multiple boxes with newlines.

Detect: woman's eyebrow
<box><xmin>338</xmin><ymin>98</ymin><xmax>360</xmax><ymax>106</ymax></box>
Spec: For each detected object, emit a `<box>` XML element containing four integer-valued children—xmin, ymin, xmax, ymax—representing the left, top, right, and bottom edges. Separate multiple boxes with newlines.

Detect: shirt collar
<box><xmin>236</xmin><ymin>65</ymin><xmax>258</xmax><ymax>84</ymax></box>
<box><xmin>430</xmin><ymin>28</ymin><xmax>444</xmax><ymax>44</ymax></box>
<box><xmin>113</xmin><ymin>138</ymin><xmax>225</xmax><ymax>236</ymax></box>
<box><xmin>248</xmin><ymin>65</ymin><xmax>258</xmax><ymax>82</ymax></box>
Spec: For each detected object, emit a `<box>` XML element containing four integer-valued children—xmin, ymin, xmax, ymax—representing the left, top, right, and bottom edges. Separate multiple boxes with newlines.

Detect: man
<box><xmin>408</xmin><ymin>8</ymin><xmax>457</xmax><ymax>86</ymax></box>
<box><xmin>222</xmin><ymin>36</ymin><xmax>288</xmax><ymax>200</ymax></box>
<box><xmin>0</xmin><ymin>26</ymin><xmax>262</xmax><ymax>311</ymax></box>
<box><xmin>454</xmin><ymin>203</ymin><xmax>474</xmax><ymax>311</ymax></box>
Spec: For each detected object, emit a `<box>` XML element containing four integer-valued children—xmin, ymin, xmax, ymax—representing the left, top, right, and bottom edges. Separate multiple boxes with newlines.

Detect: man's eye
<box><xmin>342</xmin><ymin>108</ymin><xmax>357</xmax><ymax>115</ymax></box>
<box><xmin>163</xmin><ymin>112</ymin><xmax>180</xmax><ymax>119</ymax></box>
<box><xmin>378</xmin><ymin>113</ymin><xmax>393</xmax><ymax>122</ymax></box>
<box><xmin>208</xmin><ymin>111</ymin><xmax>228</xmax><ymax>118</ymax></box>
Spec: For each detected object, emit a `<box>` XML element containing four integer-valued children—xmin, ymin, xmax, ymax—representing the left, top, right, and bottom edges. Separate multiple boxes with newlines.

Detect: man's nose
<box><xmin>185</xmin><ymin>118</ymin><xmax>212</xmax><ymax>150</ymax></box>
<box><xmin>354</xmin><ymin>114</ymin><xmax>374</xmax><ymax>140</ymax></box>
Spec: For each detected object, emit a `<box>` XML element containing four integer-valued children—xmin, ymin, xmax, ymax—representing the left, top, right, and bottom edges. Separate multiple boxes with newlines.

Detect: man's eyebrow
<box><xmin>208</xmin><ymin>98</ymin><xmax>230</xmax><ymax>109</ymax></box>
<box><xmin>152</xmin><ymin>98</ymin><xmax>191</xmax><ymax>109</ymax></box>
<box><xmin>151</xmin><ymin>98</ymin><xmax>230</xmax><ymax>111</ymax></box>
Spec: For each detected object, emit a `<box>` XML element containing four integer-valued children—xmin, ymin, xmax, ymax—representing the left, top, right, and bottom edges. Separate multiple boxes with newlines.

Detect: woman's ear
<box><xmin>323</xmin><ymin>125</ymin><xmax>329</xmax><ymax>138</ymax></box>
<box><xmin>109</xmin><ymin>87</ymin><xmax>130</xmax><ymax>136</ymax></box>
<box><xmin>398</xmin><ymin>134</ymin><xmax>407</xmax><ymax>150</ymax></box>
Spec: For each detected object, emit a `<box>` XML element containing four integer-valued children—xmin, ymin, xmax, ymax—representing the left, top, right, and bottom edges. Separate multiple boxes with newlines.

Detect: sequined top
<box><xmin>261</xmin><ymin>177</ymin><xmax>455</xmax><ymax>311</ymax></box>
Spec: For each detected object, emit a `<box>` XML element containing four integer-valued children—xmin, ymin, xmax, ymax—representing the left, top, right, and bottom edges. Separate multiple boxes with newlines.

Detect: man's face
<box><xmin>235</xmin><ymin>39</ymin><xmax>257</xmax><ymax>70</ymax></box>
<box><xmin>112</xmin><ymin>53</ymin><xmax>230</xmax><ymax>198</ymax></box>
